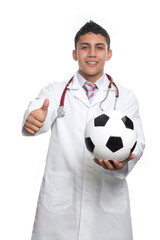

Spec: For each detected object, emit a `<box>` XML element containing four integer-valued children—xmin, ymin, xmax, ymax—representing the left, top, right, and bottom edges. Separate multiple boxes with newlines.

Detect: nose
<box><xmin>88</xmin><ymin>46</ymin><xmax>96</xmax><ymax>58</ymax></box>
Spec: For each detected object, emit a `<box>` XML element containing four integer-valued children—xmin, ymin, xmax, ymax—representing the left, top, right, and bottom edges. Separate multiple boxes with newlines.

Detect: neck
<box><xmin>78</xmin><ymin>70</ymin><xmax>104</xmax><ymax>83</ymax></box>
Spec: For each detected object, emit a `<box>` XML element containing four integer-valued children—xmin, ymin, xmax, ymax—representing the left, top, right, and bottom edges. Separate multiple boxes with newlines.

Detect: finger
<box><xmin>41</xmin><ymin>98</ymin><xmax>49</xmax><ymax>112</ymax></box>
<box><xmin>114</xmin><ymin>158</ymin><xmax>131</xmax><ymax>170</ymax></box>
<box><xmin>112</xmin><ymin>160</ymin><xmax>123</xmax><ymax>170</ymax></box>
<box><xmin>23</xmin><ymin>125</ymin><xmax>35</xmax><ymax>135</ymax></box>
<box><xmin>99</xmin><ymin>159</ymin><xmax>108</xmax><ymax>169</ymax></box>
<box><xmin>30</xmin><ymin>110</ymin><xmax>46</xmax><ymax>123</ymax></box>
<box><xmin>113</xmin><ymin>153</ymin><xmax>136</xmax><ymax>170</ymax></box>
<box><xmin>26</xmin><ymin>116</ymin><xmax>44</xmax><ymax>128</ymax></box>
<box><xmin>93</xmin><ymin>158</ymin><xmax>101</xmax><ymax>165</ymax></box>
<box><xmin>24</xmin><ymin>121</ymin><xmax>40</xmax><ymax>133</ymax></box>
<box><xmin>93</xmin><ymin>158</ymin><xmax>107</xmax><ymax>169</ymax></box>
<box><xmin>109</xmin><ymin>160</ymin><xmax>116</xmax><ymax>168</ymax></box>
<box><xmin>104</xmin><ymin>159</ymin><xmax>115</xmax><ymax>170</ymax></box>
<box><xmin>129</xmin><ymin>153</ymin><xmax>136</xmax><ymax>160</ymax></box>
<box><xmin>93</xmin><ymin>158</ymin><xmax>115</xmax><ymax>170</ymax></box>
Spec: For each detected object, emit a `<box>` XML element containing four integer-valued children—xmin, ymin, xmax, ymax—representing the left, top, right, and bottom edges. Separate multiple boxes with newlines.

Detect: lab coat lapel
<box><xmin>67</xmin><ymin>74</ymin><xmax>90</xmax><ymax>107</ymax></box>
<box><xmin>67</xmin><ymin>73</ymin><xmax>116</xmax><ymax>108</ymax></box>
<box><xmin>91</xmin><ymin>74</ymin><xmax>114</xmax><ymax>106</ymax></box>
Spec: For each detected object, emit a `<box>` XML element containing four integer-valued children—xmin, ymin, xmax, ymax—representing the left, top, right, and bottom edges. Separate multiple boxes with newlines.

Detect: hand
<box><xmin>23</xmin><ymin>98</ymin><xmax>49</xmax><ymax>135</ymax></box>
<box><xmin>93</xmin><ymin>153</ymin><xmax>136</xmax><ymax>171</ymax></box>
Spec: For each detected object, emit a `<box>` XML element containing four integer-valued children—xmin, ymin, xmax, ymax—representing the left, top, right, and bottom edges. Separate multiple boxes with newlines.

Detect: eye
<box><xmin>97</xmin><ymin>46</ymin><xmax>104</xmax><ymax>50</ymax></box>
<box><xmin>81</xmin><ymin>46</ymin><xmax>88</xmax><ymax>49</ymax></box>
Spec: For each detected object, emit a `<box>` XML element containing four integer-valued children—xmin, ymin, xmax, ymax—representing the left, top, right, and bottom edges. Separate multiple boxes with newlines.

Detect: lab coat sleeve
<box><xmin>22</xmin><ymin>83</ymin><xmax>58</xmax><ymax>136</ymax></box>
<box><xmin>113</xmin><ymin>90</ymin><xmax>145</xmax><ymax>179</ymax></box>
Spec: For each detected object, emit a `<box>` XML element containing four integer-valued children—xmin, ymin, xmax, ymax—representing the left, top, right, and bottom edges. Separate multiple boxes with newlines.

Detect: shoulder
<box><xmin>42</xmin><ymin>81</ymin><xmax>66</xmax><ymax>97</ymax></box>
<box><xmin>40</xmin><ymin>73</ymin><xmax>76</xmax><ymax>98</ymax></box>
<box><xmin>37</xmin><ymin>81</ymin><xmax>67</xmax><ymax>106</ymax></box>
<box><xmin>46</xmin><ymin>81</ymin><xmax>66</xmax><ymax>91</ymax></box>
<box><xmin>117</xmin><ymin>83</ymin><xmax>138</xmax><ymax>101</ymax></box>
<box><xmin>116</xmin><ymin>83</ymin><xmax>140</xmax><ymax>115</ymax></box>
<box><xmin>117</xmin><ymin>83</ymin><xmax>131</xmax><ymax>94</ymax></box>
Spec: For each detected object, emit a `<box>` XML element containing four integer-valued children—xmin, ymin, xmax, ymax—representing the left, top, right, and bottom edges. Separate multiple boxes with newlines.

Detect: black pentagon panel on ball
<box><xmin>85</xmin><ymin>137</ymin><xmax>95</xmax><ymax>153</ymax></box>
<box><xmin>130</xmin><ymin>141</ymin><xmax>137</xmax><ymax>154</ymax></box>
<box><xmin>121</xmin><ymin>116</ymin><xmax>134</xmax><ymax>130</ymax></box>
<box><xmin>94</xmin><ymin>114</ymin><xmax>110</xmax><ymax>127</ymax></box>
<box><xmin>106</xmin><ymin>136</ymin><xmax>123</xmax><ymax>152</ymax></box>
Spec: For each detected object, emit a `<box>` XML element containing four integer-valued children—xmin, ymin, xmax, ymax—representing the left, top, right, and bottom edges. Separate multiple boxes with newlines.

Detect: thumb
<box><xmin>129</xmin><ymin>153</ymin><xmax>136</xmax><ymax>159</ymax></box>
<box><xmin>41</xmin><ymin>98</ymin><xmax>49</xmax><ymax>112</ymax></box>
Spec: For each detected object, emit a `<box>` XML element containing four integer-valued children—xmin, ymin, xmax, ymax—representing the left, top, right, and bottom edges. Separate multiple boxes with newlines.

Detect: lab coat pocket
<box><xmin>43</xmin><ymin>171</ymin><xmax>73</xmax><ymax>211</ymax></box>
<box><xmin>100</xmin><ymin>174</ymin><xmax>128</xmax><ymax>213</ymax></box>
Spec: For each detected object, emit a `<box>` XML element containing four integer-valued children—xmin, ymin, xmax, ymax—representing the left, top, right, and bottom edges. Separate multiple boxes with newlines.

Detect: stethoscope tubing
<box><xmin>57</xmin><ymin>73</ymin><xmax>119</xmax><ymax>118</ymax></box>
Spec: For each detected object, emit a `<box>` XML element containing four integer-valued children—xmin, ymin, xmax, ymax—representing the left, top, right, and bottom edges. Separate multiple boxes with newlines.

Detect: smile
<box><xmin>86</xmin><ymin>61</ymin><xmax>98</xmax><ymax>66</ymax></box>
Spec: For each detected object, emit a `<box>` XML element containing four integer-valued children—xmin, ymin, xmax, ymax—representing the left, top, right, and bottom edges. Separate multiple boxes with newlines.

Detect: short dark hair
<box><xmin>74</xmin><ymin>20</ymin><xmax>110</xmax><ymax>50</ymax></box>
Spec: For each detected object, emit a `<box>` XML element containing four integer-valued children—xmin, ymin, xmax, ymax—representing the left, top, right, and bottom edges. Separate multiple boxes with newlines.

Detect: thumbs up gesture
<box><xmin>24</xmin><ymin>99</ymin><xmax>49</xmax><ymax>135</ymax></box>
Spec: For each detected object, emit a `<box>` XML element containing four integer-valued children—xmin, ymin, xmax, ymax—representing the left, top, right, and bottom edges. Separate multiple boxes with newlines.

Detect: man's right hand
<box><xmin>23</xmin><ymin>98</ymin><xmax>49</xmax><ymax>135</ymax></box>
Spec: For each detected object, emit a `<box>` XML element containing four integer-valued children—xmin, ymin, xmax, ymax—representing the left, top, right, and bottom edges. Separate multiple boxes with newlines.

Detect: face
<box><xmin>72</xmin><ymin>33</ymin><xmax>112</xmax><ymax>83</ymax></box>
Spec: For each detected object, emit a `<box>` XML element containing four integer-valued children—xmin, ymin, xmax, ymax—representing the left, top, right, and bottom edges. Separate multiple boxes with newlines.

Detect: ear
<box><xmin>72</xmin><ymin>50</ymin><xmax>77</xmax><ymax>61</ymax></box>
<box><xmin>106</xmin><ymin>50</ymin><xmax>112</xmax><ymax>61</ymax></box>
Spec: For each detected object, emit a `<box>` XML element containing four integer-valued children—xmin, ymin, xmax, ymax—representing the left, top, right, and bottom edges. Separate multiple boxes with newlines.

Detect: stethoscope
<box><xmin>57</xmin><ymin>73</ymin><xmax>119</xmax><ymax>118</ymax></box>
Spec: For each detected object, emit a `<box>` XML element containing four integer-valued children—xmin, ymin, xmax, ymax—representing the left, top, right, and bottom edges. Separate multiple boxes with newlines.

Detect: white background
<box><xmin>0</xmin><ymin>0</ymin><xmax>159</xmax><ymax>239</ymax></box>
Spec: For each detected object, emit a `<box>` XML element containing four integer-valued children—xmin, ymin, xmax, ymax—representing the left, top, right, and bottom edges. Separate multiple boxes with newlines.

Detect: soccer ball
<box><xmin>85</xmin><ymin>110</ymin><xmax>137</xmax><ymax>162</ymax></box>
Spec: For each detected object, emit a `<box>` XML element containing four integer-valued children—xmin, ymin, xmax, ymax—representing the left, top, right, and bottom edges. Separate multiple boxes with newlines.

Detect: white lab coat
<box><xmin>22</xmin><ymin>72</ymin><xmax>145</xmax><ymax>240</ymax></box>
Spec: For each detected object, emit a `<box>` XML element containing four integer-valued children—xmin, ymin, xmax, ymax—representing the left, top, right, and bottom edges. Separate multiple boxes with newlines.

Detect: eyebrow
<box><xmin>96</xmin><ymin>43</ymin><xmax>105</xmax><ymax>46</ymax></box>
<box><xmin>80</xmin><ymin>43</ymin><xmax>90</xmax><ymax>46</ymax></box>
<box><xmin>80</xmin><ymin>42</ymin><xmax>106</xmax><ymax>46</ymax></box>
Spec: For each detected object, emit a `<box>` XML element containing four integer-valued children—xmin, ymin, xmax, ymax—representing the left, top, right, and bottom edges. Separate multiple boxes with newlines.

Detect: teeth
<box><xmin>88</xmin><ymin>61</ymin><xmax>97</xmax><ymax>63</ymax></box>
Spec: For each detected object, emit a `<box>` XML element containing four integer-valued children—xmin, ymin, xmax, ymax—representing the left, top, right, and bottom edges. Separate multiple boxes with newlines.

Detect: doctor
<box><xmin>22</xmin><ymin>21</ymin><xmax>145</xmax><ymax>240</ymax></box>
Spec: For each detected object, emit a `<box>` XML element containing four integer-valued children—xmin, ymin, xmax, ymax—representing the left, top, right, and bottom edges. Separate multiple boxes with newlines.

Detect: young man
<box><xmin>22</xmin><ymin>21</ymin><xmax>145</xmax><ymax>240</ymax></box>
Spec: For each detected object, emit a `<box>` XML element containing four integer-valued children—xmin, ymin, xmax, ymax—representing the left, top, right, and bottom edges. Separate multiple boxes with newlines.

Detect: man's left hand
<box><xmin>93</xmin><ymin>153</ymin><xmax>136</xmax><ymax>171</ymax></box>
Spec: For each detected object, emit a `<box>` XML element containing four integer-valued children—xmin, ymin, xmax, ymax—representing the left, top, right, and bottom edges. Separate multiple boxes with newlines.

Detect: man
<box><xmin>22</xmin><ymin>21</ymin><xmax>145</xmax><ymax>240</ymax></box>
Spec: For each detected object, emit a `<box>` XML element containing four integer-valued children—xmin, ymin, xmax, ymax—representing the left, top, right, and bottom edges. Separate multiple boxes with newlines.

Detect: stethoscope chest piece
<box><xmin>57</xmin><ymin>106</ymin><xmax>65</xmax><ymax>118</ymax></box>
